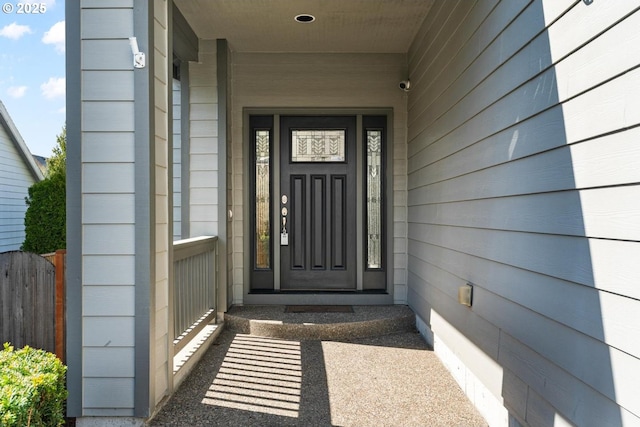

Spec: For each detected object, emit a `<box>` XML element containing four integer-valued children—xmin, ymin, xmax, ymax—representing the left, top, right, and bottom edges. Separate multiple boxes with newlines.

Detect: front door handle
<box><xmin>281</xmin><ymin>205</ymin><xmax>289</xmax><ymax>245</ymax></box>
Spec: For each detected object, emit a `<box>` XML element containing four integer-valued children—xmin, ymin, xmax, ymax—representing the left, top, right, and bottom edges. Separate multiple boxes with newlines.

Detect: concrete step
<box><xmin>224</xmin><ymin>305</ymin><xmax>416</xmax><ymax>340</ymax></box>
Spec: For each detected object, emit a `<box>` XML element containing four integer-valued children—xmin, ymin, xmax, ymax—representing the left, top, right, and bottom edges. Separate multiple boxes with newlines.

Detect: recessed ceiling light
<box><xmin>295</xmin><ymin>14</ymin><xmax>315</xmax><ymax>23</ymax></box>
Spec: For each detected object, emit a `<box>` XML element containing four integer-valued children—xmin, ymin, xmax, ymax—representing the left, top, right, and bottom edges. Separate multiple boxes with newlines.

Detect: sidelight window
<box><xmin>255</xmin><ymin>129</ymin><xmax>271</xmax><ymax>269</ymax></box>
<box><xmin>366</xmin><ymin>129</ymin><xmax>383</xmax><ymax>269</ymax></box>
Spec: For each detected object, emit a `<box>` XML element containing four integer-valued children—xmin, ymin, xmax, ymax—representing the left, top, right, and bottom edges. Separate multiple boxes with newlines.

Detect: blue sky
<box><xmin>0</xmin><ymin>0</ymin><xmax>65</xmax><ymax>157</ymax></box>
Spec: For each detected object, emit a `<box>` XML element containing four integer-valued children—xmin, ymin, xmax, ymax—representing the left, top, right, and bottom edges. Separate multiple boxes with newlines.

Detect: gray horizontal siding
<box><xmin>82</xmin><ymin>225</ymin><xmax>135</xmax><ymax>255</ymax></box>
<box><xmin>82</xmin><ymin>102</ymin><xmax>135</xmax><ymax>132</ymax></box>
<box><xmin>82</xmin><ymin>164</ymin><xmax>134</xmax><ymax>193</ymax></box>
<box><xmin>82</xmin><ymin>40</ymin><xmax>132</xmax><ymax>70</ymax></box>
<box><xmin>83</xmin><ymin>347</ymin><xmax>135</xmax><ymax>377</ymax></box>
<box><xmin>83</xmin><ymin>378</ymin><xmax>135</xmax><ymax>410</ymax></box>
<box><xmin>82</xmin><ymin>72</ymin><xmax>135</xmax><ymax>101</ymax></box>
<box><xmin>82</xmin><ymin>194</ymin><xmax>135</xmax><ymax>223</ymax></box>
<box><xmin>499</xmin><ymin>333</ymin><xmax>640</xmax><ymax>427</ymax></box>
<box><xmin>83</xmin><ymin>286</ymin><xmax>135</xmax><ymax>316</ymax></box>
<box><xmin>82</xmin><ymin>133</ymin><xmax>135</xmax><ymax>163</ymax></box>
<box><xmin>82</xmin><ymin>255</ymin><xmax>135</xmax><ymax>285</ymax></box>
<box><xmin>83</xmin><ymin>316</ymin><xmax>134</xmax><ymax>347</ymax></box>
<box><xmin>76</xmin><ymin>1</ymin><xmax>139</xmax><ymax>415</ymax></box>
<box><xmin>407</xmin><ymin>187</ymin><xmax>640</xmax><ymax>240</ymax></box>
<box><xmin>80</xmin><ymin>9</ymin><xmax>133</xmax><ymax>39</ymax></box>
<box><xmin>81</xmin><ymin>0</ymin><xmax>133</xmax><ymax>8</ymax></box>
<box><xmin>407</xmin><ymin>1</ymin><xmax>640</xmax><ymax>426</ymax></box>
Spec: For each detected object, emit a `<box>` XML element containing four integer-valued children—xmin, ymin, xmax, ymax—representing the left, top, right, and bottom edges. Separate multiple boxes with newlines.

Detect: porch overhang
<box><xmin>174</xmin><ymin>0</ymin><xmax>435</xmax><ymax>54</ymax></box>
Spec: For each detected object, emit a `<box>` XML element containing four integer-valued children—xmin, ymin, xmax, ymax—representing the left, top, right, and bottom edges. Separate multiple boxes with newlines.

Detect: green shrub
<box><xmin>21</xmin><ymin>126</ymin><xmax>66</xmax><ymax>254</ymax></box>
<box><xmin>0</xmin><ymin>343</ymin><xmax>67</xmax><ymax>427</ymax></box>
<box><xmin>21</xmin><ymin>171</ymin><xmax>66</xmax><ymax>254</ymax></box>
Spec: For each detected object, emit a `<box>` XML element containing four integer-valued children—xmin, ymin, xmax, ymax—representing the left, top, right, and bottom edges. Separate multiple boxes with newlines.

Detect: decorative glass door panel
<box><xmin>280</xmin><ymin>116</ymin><xmax>356</xmax><ymax>290</ymax></box>
<box><xmin>362</xmin><ymin>115</ymin><xmax>386</xmax><ymax>290</ymax></box>
<box><xmin>248</xmin><ymin>114</ymin><xmax>387</xmax><ymax>292</ymax></box>
<box><xmin>249</xmin><ymin>116</ymin><xmax>274</xmax><ymax>290</ymax></box>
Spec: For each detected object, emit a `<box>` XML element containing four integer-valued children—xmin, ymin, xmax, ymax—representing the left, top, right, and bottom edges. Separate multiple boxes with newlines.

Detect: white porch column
<box><xmin>187</xmin><ymin>39</ymin><xmax>230</xmax><ymax>312</ymax></box>
<box><xmin>66</xmin><ymin>0</ymin><xmax>171</xmax><ymax>423</ymax></box>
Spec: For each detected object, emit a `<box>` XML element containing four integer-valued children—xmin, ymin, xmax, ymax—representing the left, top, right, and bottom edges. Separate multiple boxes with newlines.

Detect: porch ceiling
<box><xmin>173</xmin><ymin>0</ymin><xmax>435</xmax><ymax>53</ymax></box>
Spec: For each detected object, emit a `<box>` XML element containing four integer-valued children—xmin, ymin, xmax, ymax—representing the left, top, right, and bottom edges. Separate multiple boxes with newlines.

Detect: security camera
<box><xmin>399</xmin><ymin>80</ymin><xmax>411</xmax><ymax>91</ymax></box>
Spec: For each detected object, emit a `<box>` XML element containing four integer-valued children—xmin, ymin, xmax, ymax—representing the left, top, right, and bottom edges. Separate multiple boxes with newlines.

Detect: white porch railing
<box><xmin>172</xmin><ymin>236</ymin><xmax>218</xmax><ymax>354</ymax></box>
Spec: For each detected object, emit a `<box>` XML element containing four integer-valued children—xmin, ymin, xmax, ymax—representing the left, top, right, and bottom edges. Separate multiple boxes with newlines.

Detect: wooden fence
<box><xmin>0</xmin><ymin>250</ymin><xmax>66</xmax><ymax>361</ymax></box>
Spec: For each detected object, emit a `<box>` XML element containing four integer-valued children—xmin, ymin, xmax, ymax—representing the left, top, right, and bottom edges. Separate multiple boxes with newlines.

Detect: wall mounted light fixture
<box><xmin>129</xmin><ymin>37</ymin><xmax>146</xmax><ymax>69</ymax></box>
<box><xmin>458</xmin><ymin>283</ymin><xmax>473</xmax><ymax>307</ymax></box>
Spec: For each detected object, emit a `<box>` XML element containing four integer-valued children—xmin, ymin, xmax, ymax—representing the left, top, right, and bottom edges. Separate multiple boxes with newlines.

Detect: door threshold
<box><xmin>249</xmin><ymin>289</ymin><xmax>388</xmax><ymax>294</ymax></box>
<box><xmin>284</xmin><ymin>305</ymin><xmax>354</xmax><ymax>313</ymax></box>
<box><xmin>243</xmin><ymin>291</ymin><xmax>393</xmax><ymax>306</ymax></box>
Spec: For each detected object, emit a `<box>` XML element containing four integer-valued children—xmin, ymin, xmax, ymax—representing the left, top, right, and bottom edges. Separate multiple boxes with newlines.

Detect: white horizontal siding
<box><xmin>173</xmin><ymin>78</ymin><xmax>182</xmax><ymax>241</ymax></box>
<box><xmin>407</xmin><ymin>1</ymin><xmax>640</xmax><ymax>426</ymax></box>
<box><xmin>153</xmin><ymin>0</ymin><xmax>170</xmax><ymax>409</ymax></box>
<box><xmin>188</xmin><ymin>40</ymin><xmax>219</xmax><ymax>238</ymax></box>
<box><xmin>0</xmin><ymin>119</ymin><xmax>37</xmax><ymax>252</ymax></box>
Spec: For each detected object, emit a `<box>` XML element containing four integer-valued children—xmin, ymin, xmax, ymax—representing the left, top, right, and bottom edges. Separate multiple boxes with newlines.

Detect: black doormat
<box><xmin>284</xmin><ymin>305</ymin><xmax>353</xmax><ymax>313</ymax></box>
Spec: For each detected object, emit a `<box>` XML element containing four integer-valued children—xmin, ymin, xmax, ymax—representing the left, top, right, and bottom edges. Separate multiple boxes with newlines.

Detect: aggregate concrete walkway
<box><xmin>150</xmin><ymin>307</ymin><xmax>487</xmax><ymax>427</ymax></box>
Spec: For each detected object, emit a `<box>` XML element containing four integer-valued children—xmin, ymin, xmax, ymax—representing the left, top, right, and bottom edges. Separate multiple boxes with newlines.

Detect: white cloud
<box><xmin>7</xmin><ymin>86</ymin><xmax>28</xmax><ymax>98</ymax></box>
<box><xmin>0</xmin><ymin>23</ymin><xmax>32</xmax><ymax>40</ymax></box>
<box><xmin>19</xmin><ymin>0</ymin><xmax>55</xmax><ymax>6</ymax></box>
<box><xmin>41</xmin><ymin>77</ymin><xmax>65</xmax><ymax>99</ymax></box>
<box><xmin>56</xmin><ymin>106</ymin><xmax>66</xmax><ymax>114</ymax></box>
<box><xmin>42</xmin><ymin>21</ymin><xmax>65</xmax><ymax>53</ymax></box>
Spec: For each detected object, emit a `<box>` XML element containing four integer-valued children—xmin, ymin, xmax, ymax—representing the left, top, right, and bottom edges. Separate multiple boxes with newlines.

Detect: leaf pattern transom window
<box><xmin>291</xmin><ymin>130</ymin><xmax>345</xmax><ymax>162</ymax></box>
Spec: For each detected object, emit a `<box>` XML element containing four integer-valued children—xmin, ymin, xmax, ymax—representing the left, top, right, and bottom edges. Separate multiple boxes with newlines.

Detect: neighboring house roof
<box><xmin>0</xmin><ymin>101</ymin><xmax>44</xmax><ymax>182</ymax></box>
<box><xmin>32</xmin><ymin>155</ymin><xmax>48</xmax><ymax>176</ymax></box>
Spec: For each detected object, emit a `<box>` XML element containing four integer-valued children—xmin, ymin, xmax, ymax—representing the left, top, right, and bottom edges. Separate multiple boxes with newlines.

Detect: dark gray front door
<box><xmin>279</xmin><ymin>116</ymin><xmax>357</xmax><ymax>290</ymax></box>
